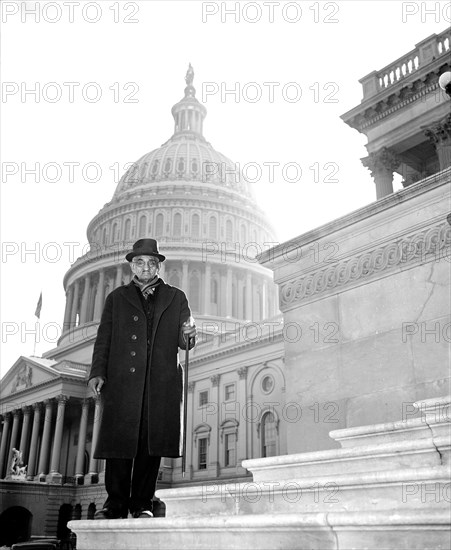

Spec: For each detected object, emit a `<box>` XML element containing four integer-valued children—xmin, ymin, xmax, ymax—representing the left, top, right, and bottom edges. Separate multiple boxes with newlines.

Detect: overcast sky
<box><xmin>1</xmin><ymin>0</ymin><xmax>447</xmax><ymax>378</ymax></box>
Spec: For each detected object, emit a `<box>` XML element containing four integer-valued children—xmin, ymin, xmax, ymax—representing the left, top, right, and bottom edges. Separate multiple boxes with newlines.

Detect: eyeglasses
<box><xmin>132</xmin><ymin>259</ymin><xmax>159</xmax><ymax>268</ymax></box>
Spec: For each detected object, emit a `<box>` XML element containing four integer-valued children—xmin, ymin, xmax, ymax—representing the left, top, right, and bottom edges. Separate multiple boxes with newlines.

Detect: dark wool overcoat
<box><xmin>88</xmin><ymin>279</ymin><xmax>193</xmax><ymax>459</ymax></box>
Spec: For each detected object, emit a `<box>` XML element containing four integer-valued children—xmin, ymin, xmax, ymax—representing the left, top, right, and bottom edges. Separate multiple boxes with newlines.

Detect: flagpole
<box><xmin>33</xmin><ymin>292</ymin><xmax>43</xmax><ymax>357</ymax></box>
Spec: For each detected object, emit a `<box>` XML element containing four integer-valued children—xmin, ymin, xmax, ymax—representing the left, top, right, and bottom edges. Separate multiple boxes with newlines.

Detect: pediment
<box><xmin>0</xmin><ymin>356</ymin><xmax>60</xmax><ymax>398</ymax></box>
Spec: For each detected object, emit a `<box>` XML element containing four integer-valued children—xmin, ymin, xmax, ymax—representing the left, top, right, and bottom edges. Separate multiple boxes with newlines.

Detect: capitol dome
<box><xmin>113</xmin><ymin>66</ymin><xmax>253</xmax><ymax>201</ymax></box>
<box><xmin>59</xmin><ymin>65</ymin><xmax>279</xmax><ymax>351</ymax></box>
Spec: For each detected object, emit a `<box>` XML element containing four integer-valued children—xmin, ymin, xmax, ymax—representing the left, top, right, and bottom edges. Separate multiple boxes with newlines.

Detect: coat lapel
<box><xmin>121</xmin><ymin>281</ymin><xmax>144</xmax><ymax>312</ymax></box>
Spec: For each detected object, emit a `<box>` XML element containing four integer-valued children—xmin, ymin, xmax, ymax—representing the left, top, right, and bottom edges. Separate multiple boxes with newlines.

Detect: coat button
<box><xmin>131</xmin><ymin>334</ymin><xmax>137</xmax><ymax>340</ymax></box>
<box><xmin>133</xmin><ymin>315</ymin><xmax>139</xmax><ymax>321</ymax></box>
<box><xmin>130</xmin><ymin>367</ymin><xmax>136</xmax><ymax>373</ymax></box>
<box><xmin>130</xmin><ymin>351</ymin><xmax>136</xmax><ymax>357</ymax></box>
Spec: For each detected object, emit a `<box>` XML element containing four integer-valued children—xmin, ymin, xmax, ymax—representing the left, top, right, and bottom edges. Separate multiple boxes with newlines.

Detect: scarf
<box><xmin>132</xmin><ymin>275</ymin><xmax>160</xmax><ymax>299</ymax></box>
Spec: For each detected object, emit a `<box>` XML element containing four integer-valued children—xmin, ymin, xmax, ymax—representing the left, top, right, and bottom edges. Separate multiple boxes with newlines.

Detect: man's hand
<box><xmin>181</xmin><ymin>316</ymin><xmax>197</xmax><ymax>342</ymax></box>
<box><xmin>88</xmin><ymin>376</ymin><xmax>105</xmax><ymax>397</ymax></box>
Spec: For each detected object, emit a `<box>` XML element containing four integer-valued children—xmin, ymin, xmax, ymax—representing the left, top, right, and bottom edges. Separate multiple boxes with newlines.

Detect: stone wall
<box><xmin>260</xmin><ymin>169</ymin><xmax>451</xmax><ymax>454</ymax></box>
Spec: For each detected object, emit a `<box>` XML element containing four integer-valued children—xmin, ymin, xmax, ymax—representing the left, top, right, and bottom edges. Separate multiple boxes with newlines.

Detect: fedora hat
<box><xmin>125</xmin><ymin>239</ymin><xmax>166</xmax><ymax>262</ymax></box>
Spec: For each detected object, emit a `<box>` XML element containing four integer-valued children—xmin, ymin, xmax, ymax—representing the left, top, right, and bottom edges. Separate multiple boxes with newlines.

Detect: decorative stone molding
<box><xmin>188</xmin><ymin>381</ymin><xmax>196</xmax><ymax>393</ymax></box>
<box><xmin>423</xmin><ymin>114</ymin><xmax>451</xmax><ymax>145</ymax></box>
<box><xmin>210</xmin><ymin>374</ymin><xmax>220</xmax><ymax>387</ymax></box>
<box><xmin>237</xmin><ymin>367</ymin><xmax>248</xmax><ymax>380</ymax></box>
<box><xmin>361</xmin><ymin>148</ymin><xmax>401</xmax><ymax>178</ymax></box>
<box><xmin>279</xmin><ymin>221</ymin><xmax>450</xmax><ymax>311</ymax></box>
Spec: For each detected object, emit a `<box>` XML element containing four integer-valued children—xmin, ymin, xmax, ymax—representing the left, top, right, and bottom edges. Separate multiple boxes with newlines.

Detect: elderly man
<box><xmin>88</xmin><ymin>238</ymin><xmax>196</xmax><ymax>519</ymax></box>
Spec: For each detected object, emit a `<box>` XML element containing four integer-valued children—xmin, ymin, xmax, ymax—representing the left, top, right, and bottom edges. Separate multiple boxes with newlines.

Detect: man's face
<box><xmin>130</xmin><ymin>255</ymin><xmax>160</xmax><ymax>282</ymax></box>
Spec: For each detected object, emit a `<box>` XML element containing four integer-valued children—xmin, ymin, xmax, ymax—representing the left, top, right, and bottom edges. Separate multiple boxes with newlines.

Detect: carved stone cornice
<box><xmin>361</xmin><ymin>148</ymin><xmax>401</xmax><ymax>177</ymax></box>
<box><xmin>279</xmin><ymin>221</ymin><xmax>450</xmax><ymax>311</ymax></box>
<box><xmin>342</xmin><ymin>68</ymin><xmax>443</xmax><ymax>132</ymax></box>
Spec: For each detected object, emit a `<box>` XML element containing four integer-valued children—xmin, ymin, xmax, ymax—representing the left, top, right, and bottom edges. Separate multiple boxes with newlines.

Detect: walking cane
<box><xmin>182</xmin><ymin>333</ymin><xmax>190</xmax><ymax>477</ymax></box>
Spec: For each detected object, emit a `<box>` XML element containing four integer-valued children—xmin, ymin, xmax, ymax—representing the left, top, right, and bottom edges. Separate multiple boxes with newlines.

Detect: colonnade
<box><xmin>0</xmin><ymin>396</ymin><xmax>102</xmax><ymax>483</ymax></box>
<box><xmin>62</xmin><ymin>261</ymin><xmax>279</xmax><ymax>334</ymax></box>
<box><xmin>362</xmin><ymin>115</ymin><xmax>451</xmax><ymax>200</ymax></box>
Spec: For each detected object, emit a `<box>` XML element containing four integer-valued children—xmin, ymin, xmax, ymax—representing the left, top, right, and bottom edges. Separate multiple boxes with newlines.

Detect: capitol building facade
<box><xmin>0</xmin><ymin>68</ymin><xmax>286</xmax><ymax>538</ymax></box>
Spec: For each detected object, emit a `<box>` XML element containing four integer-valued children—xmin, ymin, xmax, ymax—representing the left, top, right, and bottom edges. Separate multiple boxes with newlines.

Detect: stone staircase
<box><xmin>68</xmin><ymin>396</ymin><xmax>451</xmax><ymax>549</ymax></box>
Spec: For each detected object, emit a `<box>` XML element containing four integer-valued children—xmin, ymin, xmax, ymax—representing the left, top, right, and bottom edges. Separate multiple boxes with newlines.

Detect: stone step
<box><xmin>329</xmin><ymin>395</ymin><xmax>450</xmax><ymax>448</ymax></box>
<box><xmin>156</xmin><ymin>466</ymin><xmax>450</xmax><ymax>517</ymax></box>
<box><xmin>68</xmin><ymin>509</ymin><xmax>451</xmax><ymax>550</ymax></box>
<box><xmin>243</xmin><ymin>435</ymin><xmax>449</xmax><ymax>483</ymax></box>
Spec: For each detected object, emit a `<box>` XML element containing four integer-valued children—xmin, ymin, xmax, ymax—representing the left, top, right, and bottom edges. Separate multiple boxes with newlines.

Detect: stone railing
<box><xmin>360</xmin><ymin>29</ymin><xmax>450</xmax><ymax>99</ymax></box>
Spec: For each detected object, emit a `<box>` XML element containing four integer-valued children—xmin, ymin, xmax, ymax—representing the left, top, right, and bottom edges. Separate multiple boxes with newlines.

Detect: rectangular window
<box><xmin>199</xmin><ymin>390</ymin><xmax>209</xmax><ymax>407</ymax></box>
<box><xmin>225</xmin><ymin>433</ymin><xmax>236</xmax><ymax>467</ymax></box>
<box><xmin>224</xmin><ymin>383</ymin><xmax>235</xmax><ymax>401</ymax></box>
<box><xmin>198</xmin><ymin>438</ymin><xmax>207</xmax><ymax>469</ymax></box>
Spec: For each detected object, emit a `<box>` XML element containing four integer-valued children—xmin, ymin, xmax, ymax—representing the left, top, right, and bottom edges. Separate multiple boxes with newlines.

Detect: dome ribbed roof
<box><xmin>113</xmin><ymin>64</ymin><xmax>253</xmax><ymax>200</ymax></box>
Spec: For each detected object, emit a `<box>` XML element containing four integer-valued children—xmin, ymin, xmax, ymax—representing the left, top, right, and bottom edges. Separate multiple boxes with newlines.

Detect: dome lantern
<box><xmin>171</xmin><ymin>63</ymin><xmax>207</xmax><ymax>141</ymax></box>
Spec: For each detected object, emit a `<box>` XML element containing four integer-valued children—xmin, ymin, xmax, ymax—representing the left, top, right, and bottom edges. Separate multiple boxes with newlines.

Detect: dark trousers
<box><xmin>103</xmin><ymin>387</ymin><xmax>161</xmax><ymax>516</ymax></box>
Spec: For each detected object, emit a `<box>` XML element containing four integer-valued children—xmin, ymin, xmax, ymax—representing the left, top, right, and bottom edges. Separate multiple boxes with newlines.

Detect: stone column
<box><xmin>226</xmin><ymin>267</ymin><xmax>232</xmax><ymax>316</ymax></box>
<box><xmin>19</xmin><ymin>406</ymin><xmax>32</xmax><ymax>463</ymax></box>
<box><xmin>361</xmin><ymin>147</ymin><xmax>401</xmax><ymax>199</ymax></box>
<box><xmin>7</xmin><ymin>410</ymin><xmax>21</xmax><ymax>474</ymax></box>
<box><xmin>94</xmin><ymin>270</ymin><xmax>105</xmax><ymax>320</ymax></box>
<box><xmin>204</xmin><ymin>264</ymin><xmax>211</xmax><ymax>315</ymax></box>
<box><xmin>209</xmin><ymin>374</ymin><xmax>220</xmax><ymax>477</ymax></box>
<box><xmin>63</xmin><ymin>286</ymin><xmax>74</xmax><ymax>332</ymax></box>
<box><xmin>70</xmin><ymin>279</ymin><xmax>80</xmax><ymax>326</ymax></box>
<box><xmin>0</xmin><ymin>413</ymin><xmax>11</xmax><ymax>478</ymax></box>
<box><xmin>26</xmin><ymin>403</ymin><xmax>41</xmax><ymax>480</ymax></box>
<box><xmin>48</xmin><ymin>395</ymin><xmax>69</xmax><ymax>482</ymax></box>
<box><xmin>115</xmin><ymin>264</ymin><xmax>123</xmax><ymax>289</ymax></box>
<box><xmin>237</xmin><ymin>367</ymin><xmax>248</xmax><ymax>470</ymax></box>
<box><xmin>75</xmin><ymin>400</ymin><xmax>90</xmax><ymax>481</ymax></box>
<box><xmin>245</xmin><ymin>272</ymin><xmax>252</xmax><ymax>320</ymax></box>
<box><xmin>80</xmin><ymin>274</ymin><xmax>91</xmax><ymax>324</ymax></box>
<box><xmin>186</xmin><ymin>381</ymin><xmax>196</xmax><ymax>479</ymax></box>
<box><xmin>87</xmin><ymin>396</ymin><xmax>102</xmax><ymax>481</ymax></box>
<box><xmin>262</xmin><ymin>281</ymin><xmax>268</xmax><ymax>320</ymax></box>
<box><xmin>37</xmin><ymin>399</ymin><xmax>53</xmax><ymax>478</ymax></box>
<box><xmin>424</xmin><ymin>114</ymin><xmax>451</xmax><ymax>171</ymax></box>
<box><xmin>159</xmin><ymin>261</ymin><xmax>166</xmax><ymax>281</ymax></box>
<box><xmin>182</xmin><ymin>261</ymin><xmax>189</xmax><ymax>292</ymax></box>
<box><xmin>220</xmin><ymin>271</ymin><xmax>227</xmax><ymax>317</ymax></box>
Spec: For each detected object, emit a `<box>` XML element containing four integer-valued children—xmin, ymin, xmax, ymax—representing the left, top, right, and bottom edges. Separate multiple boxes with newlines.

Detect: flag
<box><xmin>35</xmin><ymin>292</ymin><xmax>42</xmax><ymax>319</ymax></box>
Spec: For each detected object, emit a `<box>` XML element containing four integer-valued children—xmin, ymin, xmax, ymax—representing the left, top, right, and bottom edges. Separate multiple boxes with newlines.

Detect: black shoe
<box><xmin>132</xmin><ymin>509</ymin><xmax>153</xmax><ymax>519</ymax></box>
<box><xmin>94</xmin><ymin>507</ymin><xmax>124</xmax><ymax>520</ymax></box>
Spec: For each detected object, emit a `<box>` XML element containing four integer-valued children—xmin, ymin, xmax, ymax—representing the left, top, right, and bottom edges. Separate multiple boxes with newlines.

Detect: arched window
<box><xmin>261</xmin><ymin>412</ymin><xmax>277</xmax><ymax>458</ymax></box>
<box><xmin>111</xmin><ymin>223</ymin><xmax>118</xmax><ymax>244</ymax></box>
<box><xmin>240</xmin><ymin>224</ymin><xmax>247</xmax><ymax>244</ymax></box>
<box><xmin>226</xmin><ymin>219</ymin><xmax>233</xmax><ymax>242</ymax></box>
<box><xmin>211</xmin><ymin>278</ymin><xmax>218</xmax><ymax>305</ymax></box>
<box><xmin>155</xmin><ymin>213</ymin><xmax>164</xmax><ymax>236</ymax></box>
<box><xmin>189</xmin><ymin>272</ymin><xmax>200</xmax><ymax>313</ymax></box>
<box><xmin>191</xmin><ymin>158</ymin><xmax>199</xmax><ymax>176</ymax></box>
<box><xmin>193</xmin><ymin>423</ymin><xmax>211</xmax><ymax>470</ymax></box>
<box><xmin>163</xmin><ymin>157</ymin><xmax>172</xmax><ymax>177</ymax></box>
<box><xmin>124</xmin><ymin>219</ymin><xmax>131</xmax><ymax>241</ymax></box>
<box><xmin>102</xmin><ymin>227</ymin><xmax>107</xmax><ymax>245</ymax></box>
<box><xmin>192</xmin><ymin>213</ymin><xmax>200</xmax><ymax>238</ymax></box>
<box><xmin>138</xmin><ymin>215</ymin><xmax>147</xmax><ymax>237</ymax></box>
<box><xmin>173</xmin><ymin>212</ymin><xmax>182</xmax><ymax>237</ymax></box>
<box><xmin>209</xmin><ymin>217</ymin><xmax>217</xmax><ymax>239</ymax></box>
